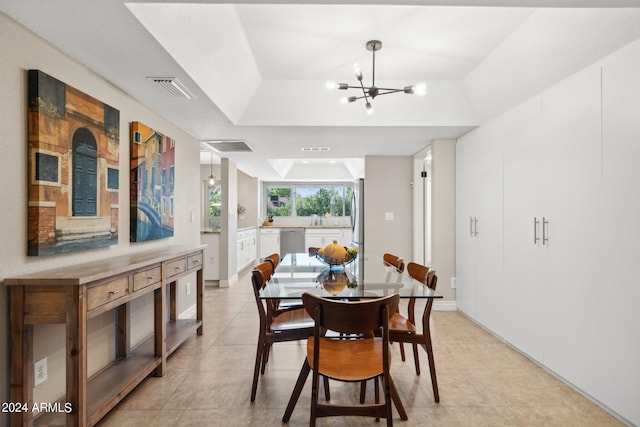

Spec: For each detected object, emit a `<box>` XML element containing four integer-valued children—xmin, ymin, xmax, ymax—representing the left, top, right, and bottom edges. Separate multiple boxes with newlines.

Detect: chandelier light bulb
<box><xmin>366</xmin><ymin>102</ymin><xmax>374</xmax><ymax>115</ymax></box>
<box><xmin>339</xmin><ymin>96</ymin><xmax>349</xmax><ymax>104</ymax></box>
<box><xmin>353</xmin><ymin>63</ymin><xmax>363</xmax><ymax>81</ymax></box>
<box><xmin>208</xmin><ymin>175</ymin><xmax>215</xmax><ymax>186</ymax></box>
<box><xmin>414</xmin><ymin>82</ymin><xmax>427</xmax><ymax>96</ymax></box>
<box><xmin>325</xmin><ymin>80</ymin><xmax>339</xmax><ymax>90</ymax></box>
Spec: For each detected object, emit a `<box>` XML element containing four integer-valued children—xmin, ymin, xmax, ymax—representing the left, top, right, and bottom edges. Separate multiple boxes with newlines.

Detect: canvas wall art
<box><xmin>27</xmin><ymin>70</ymin><xmax>120</xmax><ymax>256</ymax></box>
<box><xmin>130</xmin><ymin>121</ymin><xmax>175</xmax><ymax>242</ymax></box>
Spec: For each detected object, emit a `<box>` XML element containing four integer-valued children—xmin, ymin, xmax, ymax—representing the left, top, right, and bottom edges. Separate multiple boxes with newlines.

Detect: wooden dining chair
<box><xmin>283</xmin><ymin>293</ymin><xmax>405</xmax><ymax>426</ymax></box>
<box><xmin>308</xmin><ymin>247</ymin><xmax>320</xmax><ymax>256</ymax></box>
<box><xmin>250</xmin><ymin>261</ymin><xmax>314</xmax><ymax>402</ymax></box>
<box><xmin>389</xmin><ymin>262</ymin><xmax>440</xmax><ymax>402</ymax></box>
<box><xmin>263</xmin><ymin>252</ymin><xmax>280</xmax><ymax>277</ymax></box>
<box><xmin>383</xmin><ymin>253</ymin><xmax>405</xmax><ymax>272</ymax></box>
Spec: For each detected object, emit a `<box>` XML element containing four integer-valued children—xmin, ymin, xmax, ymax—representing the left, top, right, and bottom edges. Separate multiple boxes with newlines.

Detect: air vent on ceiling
<box><xmin>148</xmin><ymin>77</ymin><xmax>196</xmax><ymax>99</ymax></box>
<box><xmin>204</xmin><ymin>140</ymin><xmax>253</xmax><ymax>152</ymax></box>
<box><xmin>301</xmin><ymin>147</ymin><xmax>330</xmax><ymax>152</ymax></box>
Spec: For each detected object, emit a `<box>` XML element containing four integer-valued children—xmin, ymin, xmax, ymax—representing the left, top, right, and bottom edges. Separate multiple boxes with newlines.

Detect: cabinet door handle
<box><xmin>542</xmin><ymin>217</ymin><xmax>549</xmax><ymax>245</ymax></box>
<box><xmin>534</xmin><ymin>217</ymin><xmax>540</xmax><ymax>244</ymax></box>
<box><xmin>470</xmin><ymin>216</ymin><xmax>474</xmax><ymax>237</ymax></box>
<box><xmin>474</xmin><ymin>217</ymin><xmax>478</xmax><ymax>237</ymax></box>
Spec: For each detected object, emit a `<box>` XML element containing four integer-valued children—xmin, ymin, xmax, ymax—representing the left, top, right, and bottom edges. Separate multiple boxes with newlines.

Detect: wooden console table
<box><xmin>5</xmin><ymin>245</ymin><xmax>204</xmax><ymax>426</ymax></box>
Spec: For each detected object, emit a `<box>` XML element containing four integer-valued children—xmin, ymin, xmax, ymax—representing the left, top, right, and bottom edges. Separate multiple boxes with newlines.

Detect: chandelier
<box><xmin>326</xmin><ymin>40</ymin><xmax>427</xmax><ymax>115</ymax></box>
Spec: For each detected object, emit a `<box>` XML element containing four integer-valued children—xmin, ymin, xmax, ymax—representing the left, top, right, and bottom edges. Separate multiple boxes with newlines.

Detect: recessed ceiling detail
<box><xmin>204</xmin><ymin>140</ymin><xmax>253</xmax><ymax>152</ymax></box>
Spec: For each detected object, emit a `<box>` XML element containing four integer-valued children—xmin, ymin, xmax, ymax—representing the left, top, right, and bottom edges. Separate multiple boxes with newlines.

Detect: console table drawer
<box><xmin>87</xmin><ymin>276</ymin><xmax>129</xmax><ymax>311</ymax></box>
<box><xmin>165</xmin><ymin>258</ymin><xmax>187</xmax><ymax>279</ymax></box>
<box><xmin>133</xmin><ymin>266</ymin><xmax>162</xmax><ymax>292</ymax></box>
<box><xmin>187</xmin><ymin>253</ymin><xmax>203</xmax><ymax>270</ymax></box>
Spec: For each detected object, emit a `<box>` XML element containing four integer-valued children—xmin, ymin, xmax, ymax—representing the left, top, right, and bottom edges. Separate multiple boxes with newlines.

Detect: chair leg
<box><xmin>251</xmin><ymin>337</ymin><xmax>265</xmax><ymax>402</ymax></box>
<box><xmin>424</xmin><ymin>337</ymin><xmax>439</xmax><ymax>402</ymax></box>
<box><xmin>323</xmin><ymin>376</ymin><xmax>330</xmax><ymax>401</ymax></box>
<box><xmin>375</xmin><ymin>376</ymin><xmax>381</xmax><ymax>422</ymax></box>
<box><xmin>283</xmin><ymin>359</ymin><xmax>311</xmax><ymax>422</ymax></box>
<box><xmin>399</xmin><ymin>342</ymin><xmax>406</xmax><ymax>361</ymax></box>
<box><xmin>359</xmin><ymin>380</ymin><xmax>367</xmax><ymax>404</ymax></box>
<box><xmin>261</xmin><ymin>342</ymin><xmax>272</xmax><ymax>374</ymax></box>
<box><xmin>412</xmin><ymin>343</ymin><xmax>421</xmax><ymax>375</ymax></box>
<box><xmin>388</xmin><ymin>374</ymin><xmax>408</xmax><ymax>421</ymax></box>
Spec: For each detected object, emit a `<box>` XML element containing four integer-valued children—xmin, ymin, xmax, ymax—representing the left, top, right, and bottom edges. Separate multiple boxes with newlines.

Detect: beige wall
<box><xmin>364</xmin><ymin>156</ymin><xmax>413</xmax><ymax>260</ymax></box>
<box><xmin>0</xmin><ymin>13</ymin><xmax>202</xmax><ymax>419</ymax></box>
<box><xmin>430</xmin><ymin>140</ymin><xmax>457</xmax><ymax>303</ymax></box>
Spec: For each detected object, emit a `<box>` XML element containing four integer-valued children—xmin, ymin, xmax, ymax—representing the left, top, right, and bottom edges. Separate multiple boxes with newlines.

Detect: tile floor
<box><xmin>98</xmin><ymin>270</ymin><xmax>624</xmax><ymax>427</ymax></box>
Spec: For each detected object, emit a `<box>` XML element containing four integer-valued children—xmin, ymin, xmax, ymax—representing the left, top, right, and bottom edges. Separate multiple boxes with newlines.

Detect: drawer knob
<box><xmin>175</xmin><ymin>266</ymin><xmax>182</xmax><ymax>271</ymax></box>
<box><xmin>147</xmin><ymin>275</ymin><xmax>156</xmax><ymax>280</ymax></box>
<box><xmin>109</xmin><ymin>290</ymin><xmax>120</xmax><ymax>295</ymax></box>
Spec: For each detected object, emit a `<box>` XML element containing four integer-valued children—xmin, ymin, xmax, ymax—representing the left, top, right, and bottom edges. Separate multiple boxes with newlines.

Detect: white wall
<box><xmin>0</xmin><ymin>14</ymin><xmax>201</xmax><ymax>420</ymax></box>
<box><xmin>456</xmin><ymin>37</ymin><xmax>640</xmax><ymax>426</ymax></box>
<box><xmin>364</xmin><ymin>156</ymin><xmax>413</xmax><ymax>260</ymax></box>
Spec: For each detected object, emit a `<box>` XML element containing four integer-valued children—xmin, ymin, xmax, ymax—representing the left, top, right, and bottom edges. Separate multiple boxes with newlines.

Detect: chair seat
<box><xmin>277</xmin><ymin>299</ymin><xmax>304</xmax><ymax>311</ymax></box>
<box><xmin>307</xmin><ymin>337</ymin><xmax>384</xmax><ymax>381</ymax></box>
<box><xmin>271</xmin><ymin>308</ymin><xmax>314</xmax><ymax>331</ymax></box>
<box><xmin>389</xmin><ymin>313</ymin><xmax>416</xmax><ymax>333</ymax></box>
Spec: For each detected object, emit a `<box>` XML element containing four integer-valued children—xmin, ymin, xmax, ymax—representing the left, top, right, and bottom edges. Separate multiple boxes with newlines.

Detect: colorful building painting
<box><xmin>27</xmin><ymin>70</ymin><xmax>120</xmax><ymax>256</ymax></box>
<box><xmin>130</xmin><ymin>121</ymin><xmax>175</xmax><ymax>242</ymax></box>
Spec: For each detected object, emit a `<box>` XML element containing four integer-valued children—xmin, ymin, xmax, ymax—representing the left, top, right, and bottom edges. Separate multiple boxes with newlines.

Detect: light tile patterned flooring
<box><xmin>98</xmin><ymin>270</ymin><xmax>624</xmax><ymax>427</ymax></box>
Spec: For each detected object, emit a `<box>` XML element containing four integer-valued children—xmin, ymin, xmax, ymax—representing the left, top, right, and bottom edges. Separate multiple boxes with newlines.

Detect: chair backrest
<box><xmin>426</xmin><ymin>269</ymin><xmax>438</xmax><ymax>291</ymax></box>
<box><xmin>407</xmin><ymin>262</ymin><xmax>429</xmax><ymax>284</ymax></box>
<box><xmin>252</xmin><ymin>261</ymin><xmax>274</xmax><ymax>290</ymax></box>
<box><xmin>382</xmin><ymin>253</ymin><xmax>405</xmax><ymax>272</ymax></box>
<box><xmin>308</xmin><ymin>247</ymin><xmax>320</xmax><ymax>256</ymax></box>
<box><xmin>264</xmin><ymin>253</ymin><xmax>280</xmax><ymax>272</ymax></box>
<box><xmin>301</xmin><ymin>293</ymin><xmax>399</xmax><ymax>335</ymax></box>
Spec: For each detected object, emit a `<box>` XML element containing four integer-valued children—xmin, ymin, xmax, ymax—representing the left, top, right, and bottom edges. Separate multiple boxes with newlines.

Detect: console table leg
<box><xmin>66</xmin><ymin>286</ymin><xmax>87</xmax><ymax>426</ymax></box>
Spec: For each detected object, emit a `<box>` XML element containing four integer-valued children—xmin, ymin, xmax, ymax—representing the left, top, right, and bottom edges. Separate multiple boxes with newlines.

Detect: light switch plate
<box><xmin>384</xmin><ymin>212</ymin><xmax>394</xmax><ymax>221</ymax></box>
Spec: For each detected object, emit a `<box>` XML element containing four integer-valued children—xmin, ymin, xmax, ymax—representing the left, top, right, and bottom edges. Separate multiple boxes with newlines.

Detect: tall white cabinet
<box><xmin>457</xmin><ymin>40</ymin><xmax>640</xmax><ymax>426</ymax></box>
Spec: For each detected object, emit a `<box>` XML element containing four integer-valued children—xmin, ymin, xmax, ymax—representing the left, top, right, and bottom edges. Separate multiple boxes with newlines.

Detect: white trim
<box><xmin>219</xmin><ymin>273</ymin><xmax>238</xmax><ymax>288</ymax></box>
<box><xmin>178</xmin><ymin>304</ymin><xmax>197</xmax><ymax>320</ymax></box>
<box><xmin>433</xmin><ymin>300</ymin><xmax>457</xmax><ymax>311</ymax></box>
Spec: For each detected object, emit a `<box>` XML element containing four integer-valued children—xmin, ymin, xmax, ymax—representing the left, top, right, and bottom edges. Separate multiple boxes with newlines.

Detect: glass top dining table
<box><xmin>259</xmin><ymin>253</ymin><xmax>442</xmax><ymax>300</ymax></box>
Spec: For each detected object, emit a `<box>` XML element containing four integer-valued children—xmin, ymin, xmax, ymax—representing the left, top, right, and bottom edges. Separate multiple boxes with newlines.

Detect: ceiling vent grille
<box><xmin>204</xmin><ymin>140</ymin><xmax>253</xmax><ymax>152</ymax></box>
<box><xmin>301</xmin><ymin>147</ymin><xmax>331</xmax><ymax>152</ymax></box>
<box><xmin>148</xmin><ymin>77</ymin><xmax>196</xmax><ymax>99</ymax></box>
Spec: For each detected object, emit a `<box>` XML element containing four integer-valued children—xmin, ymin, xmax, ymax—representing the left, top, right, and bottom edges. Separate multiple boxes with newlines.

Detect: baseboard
<box><xmin>178</xmin><ymin>304</ymin><xmax>197</xmax><ymax>320</ymax></box>
<box><xmin>219</xmin><ymin>273</ymin><xmax>238</xmax><ymax>288</ymax></box>
<box><xmin>433</xmin><ymin>300</ymin><xmax>457</xmax><ymax>311</ymax></box>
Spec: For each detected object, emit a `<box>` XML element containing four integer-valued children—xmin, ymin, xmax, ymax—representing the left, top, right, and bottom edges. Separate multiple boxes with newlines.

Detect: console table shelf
<box><xmin>5</xmin><ymin>245</ymin><xmax>205</xmax><ymax>427</ymax></box>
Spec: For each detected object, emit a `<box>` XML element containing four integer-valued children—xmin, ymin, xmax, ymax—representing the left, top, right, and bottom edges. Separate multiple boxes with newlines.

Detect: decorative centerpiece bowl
<box><xmin>315</xmin><ymin>241</ymin><xmax>358</xmax><ymax>268</ymax></box>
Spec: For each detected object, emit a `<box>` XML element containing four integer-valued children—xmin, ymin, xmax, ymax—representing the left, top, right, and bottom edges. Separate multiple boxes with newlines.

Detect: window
<box><xmin>265</xmin><ymin>183</ymin><xmax>353</xmax><ymax>217</ymax></box>
<box><xmin>107</xmin><ymin>168</ymin><xmax>119</xmax><ymax>190</ymax></box>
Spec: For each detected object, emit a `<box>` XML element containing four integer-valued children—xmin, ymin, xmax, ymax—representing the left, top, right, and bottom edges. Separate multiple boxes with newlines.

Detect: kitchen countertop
<box><xmin>260</xmin><ymin>225</ymin><xmax>350</xmax><ymax>229</ymax></box>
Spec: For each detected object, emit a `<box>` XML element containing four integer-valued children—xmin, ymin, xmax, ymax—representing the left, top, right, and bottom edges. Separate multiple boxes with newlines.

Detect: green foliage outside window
<box><xmin>209</xmin><ymin>185</ymin><xmax>222</xmax><ymax>217</ymax></box>
<box><xmin>266</xmin><ymin>184</ymin><xmax>353</xmax><ymax>217</ymax></box>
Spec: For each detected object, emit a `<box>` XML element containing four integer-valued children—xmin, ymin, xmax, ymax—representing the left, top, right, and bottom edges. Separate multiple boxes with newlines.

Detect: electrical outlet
<box><xmin>34</xmin><ymin>357</ymin><xmax>47</xmax><ymax>386</ymax></box>
<box><xmin>186</xmin><ymin>282</ymin><xmax>191</xmax><ymax>296</ymax></box>
<box><xmin>451</xmin><ymin>277</ymin><xmax>456</xmax><ymax>289</ymax></box>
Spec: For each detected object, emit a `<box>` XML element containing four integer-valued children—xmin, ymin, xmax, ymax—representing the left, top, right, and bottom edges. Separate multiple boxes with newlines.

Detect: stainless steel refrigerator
<box><xmin>351</xmin><ymin>178</ymin><xmax>364</xmax><ymax>254</ymax></box>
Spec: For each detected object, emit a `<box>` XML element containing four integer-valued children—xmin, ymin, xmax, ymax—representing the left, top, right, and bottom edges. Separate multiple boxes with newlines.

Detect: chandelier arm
<box><xmin>359</xmin><ymin>79</ymin><xmax>370</xmax><ymax>103</ymax></box>
<box><xmin>372</xmin><ymin>45</ymin><xmax>376</xmax><ymax>87</ymax></box>
<box><xmin>374</xmin><ymin>89</ymin><xmax>406</xmax><ymax>97</ymax></box>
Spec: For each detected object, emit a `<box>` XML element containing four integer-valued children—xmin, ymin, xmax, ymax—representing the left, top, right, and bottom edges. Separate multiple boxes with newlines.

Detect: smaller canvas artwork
<box><xmin>130</xmin><ymin>121</ymin><xmax>175</xmax><ymax>242</ymax></box>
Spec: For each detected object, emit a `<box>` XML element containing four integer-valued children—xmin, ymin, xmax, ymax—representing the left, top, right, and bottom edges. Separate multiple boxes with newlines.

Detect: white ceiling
<box><xmin>3</xmin><ymin>1</ymin><xmax>640</xmax><ymax>180</ymax></box>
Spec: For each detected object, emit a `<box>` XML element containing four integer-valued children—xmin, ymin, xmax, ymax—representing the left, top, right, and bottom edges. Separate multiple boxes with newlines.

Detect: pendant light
<box><xmin>208</xmin><ymin>152</ymin><xmax>215</xmax><ymax>186</ymax></box>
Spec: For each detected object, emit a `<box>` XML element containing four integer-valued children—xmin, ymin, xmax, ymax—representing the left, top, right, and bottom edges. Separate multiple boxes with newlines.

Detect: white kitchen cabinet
<box><xmin>455</xmin><ymin>121</ymin><xmax>503</xmax><ymax>328</ymax></box>
<box><xmin>599</xmin><ymin>45</ymin><xmax>640</xmax><ymax>422</ymax></box>
<box><xmin>259</xmin><ymin>228</ymin><xmax>280</xmax><ymax>258</ymax></box>
<box><xmin>457</xmin><ymin>46</ymin><xmax>640</xmax><ymax>426</ymax></box>
<box><xmin>237</xmin><ymin>228</ymin><xmax>257</xmax><ymax>272</ymax></box>
<box><xmin>201</xmin><ymin>232</ymin><xmax>220</xmax><ymax>281</ymax></box>
<box><xmin>305</xmin><ymin>228</ymin><xmax>345</xmax><ymax>251</ymax></box>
